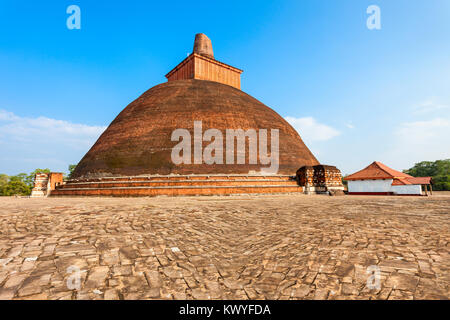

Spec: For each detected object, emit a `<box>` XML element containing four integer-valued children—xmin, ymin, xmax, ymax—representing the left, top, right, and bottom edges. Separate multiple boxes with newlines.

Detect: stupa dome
<box><xmin>72</xmin><ymin>79</ymin><xmax>319</xmax><ymax>178</ymax></box>
<box><xmin>48</xmin><ymin>34</ymin><xmax>344</xmax><ymax>198</ymax></box>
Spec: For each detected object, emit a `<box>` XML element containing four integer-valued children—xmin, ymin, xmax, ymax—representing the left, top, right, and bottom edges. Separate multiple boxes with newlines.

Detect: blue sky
<box><xmin>0</xmin><ymin>0</ymin><xmax>449</xmax><ymax>175</ymax></box>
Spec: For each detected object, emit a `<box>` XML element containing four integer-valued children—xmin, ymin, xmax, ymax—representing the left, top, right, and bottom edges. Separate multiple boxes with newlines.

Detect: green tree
<box><xmin>68</xmin><ymin>164</ymin><xmax>77</xmax><ymax>179</ymax></box>
<box><xmin>3</xmin><ymin>174</ymin><xmax>31</xmax><ymax>196</ymax></box>
<box><xmin>0</xmin><ymin>174</ymin><xmax>8</xmax><ymax>195</ymax></box>
<box><xmin>404</xmin><ymin>159</ymin><xmax>450</xmax><ymax>191</ymax></box>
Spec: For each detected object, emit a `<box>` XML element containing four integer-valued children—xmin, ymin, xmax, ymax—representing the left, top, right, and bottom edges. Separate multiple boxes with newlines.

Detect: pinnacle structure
<box><xmin>166</xmin><ymin>34</ymin><xmax>243</xmax><ymax>89</ymax></box>
<box><xmin>193</xmin><ymin>33</ymin><xmax>214</xmax><ymax>59</ymax></box>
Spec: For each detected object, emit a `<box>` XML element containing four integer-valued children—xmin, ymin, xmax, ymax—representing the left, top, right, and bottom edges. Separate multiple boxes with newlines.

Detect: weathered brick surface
<box><xmin>71</xmin><ymin>80</ymin><xmax>319</xmax><ymax>179</ymax></box>
<box><xmin>51</xmin><ymin>185</ymin><xmax>303</xmax><ymax>197</ymax></box>
<box><xmin>48</xmin><ymin>173</ymin><xmax>64</xmax><ymax>192</ymax></box>
<box><xmin>30</xmin><ymin>173</ymin><xmax>64</xmax><ymax>197</ymax></box>
<box><xmin>193</xmin><ymin>33</ymin><xmax>214</xmax><ymax>59</ymax></box>
<box><xmin>296</xmin><ymin>165</ymin><xmax>344</xmax><ymax>193</ymax></box>
<box><xmin>52</xmin><ymin>175</ymin><xmax>303</xmax><ymax>197</ymax></box>
<box><xmin>0</xmin><ymin>194</ymin><xmax>448</xmax><ymax>300</ymax></box>
<box><xmin>166</xmin><ymin>54</ymin><xmax>242</xmax><ymax>89</ymax></box>
<box><xmin>166</xmin><ymin>33</ymin><xmax>242</xmax><ymax>89</ymax></box>
<box><xmin>30</xmin><ymin>174</ymin><xmax>49</xmax><ymax>198</ymax></box>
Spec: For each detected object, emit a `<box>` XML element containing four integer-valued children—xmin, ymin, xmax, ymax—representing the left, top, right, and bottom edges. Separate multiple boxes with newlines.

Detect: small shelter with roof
<box><xmin>344</xmin><ymin>161</ymin><xmax>432</xmax><ymax>196</ymax></box>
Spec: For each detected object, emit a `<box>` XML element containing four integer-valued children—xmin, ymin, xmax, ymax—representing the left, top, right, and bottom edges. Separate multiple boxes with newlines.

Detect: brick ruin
<box><xmin>30</xmin><ymin>172</ymin><xmax>64</xmax><ymax>197</ymax></box>
<box><xmin>296</xmin><ymin>165</ymin><xmax>344</xmax><ymax>195</ymax></box>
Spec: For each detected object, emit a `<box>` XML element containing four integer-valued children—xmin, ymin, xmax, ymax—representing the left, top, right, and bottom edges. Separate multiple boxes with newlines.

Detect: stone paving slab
<box><xmin>0</xmin><ymin>194</ymin><xmax>448</xmax><ymax>300</ymax></box>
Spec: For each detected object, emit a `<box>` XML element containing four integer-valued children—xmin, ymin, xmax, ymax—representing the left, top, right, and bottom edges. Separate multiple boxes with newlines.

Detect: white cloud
<box><xmin>285</xmin><ymin>116</ymin><xmax>340</xmax><ymax>143</ymax></box>
<box><xmin>0</xmin><ymin>109</ymin><xmax>106</xmax><ymax>174</ymax></box>
<box><xmin>0</xmin><ymin>110</ymin><xmax>19</xmax><ymax>121</ymax></box>
<box><xmin>345</xmin><ymin>122</ymin><xmax>355</xmax><ymax>129</ymax></box>
<box><xmin>395</xmin><ymin>118</ymin><xmax>449</xmax><ymax>142</ymax></box>
<box><xmin>413</xmin><ymin>99</ymin><xmax>449</xmax><ymax>114</ymax></box>
<box><xmin>0</xmin><ymin>110</ymin><xmax>105</xmax><ymax>145</ymax></box>
<box><xmin>382</xmin><ymin>117</ymin><xmax>450</xmax><ymax>170</ymax></box>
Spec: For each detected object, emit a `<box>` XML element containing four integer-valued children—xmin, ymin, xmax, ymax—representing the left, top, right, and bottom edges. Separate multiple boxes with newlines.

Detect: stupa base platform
<box><xmin>50</xmin><ymin>175</ymin><xmax>303</xmax><ymax>197</ymax></box>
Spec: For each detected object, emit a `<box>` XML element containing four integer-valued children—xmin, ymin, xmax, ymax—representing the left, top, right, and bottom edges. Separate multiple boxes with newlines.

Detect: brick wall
<box><xmin>296</xmin><ymin>165</ymin><xmax>344</xmax><ymax>193</ymax></box>
<box><xmin>166</xmin><ymin>54</ymin><xmax>242</xmax><ymax>89</ymax></box>
<box><xmin>30</xmin><ymin>172</ymin><xmax>64</xmax><ymax>197</ymax></box>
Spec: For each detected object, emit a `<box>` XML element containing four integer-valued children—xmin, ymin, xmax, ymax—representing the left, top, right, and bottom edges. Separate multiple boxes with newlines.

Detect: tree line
<box><xmin>403</xmin><ymin>159</ymin><xmax>449</xmax><ymax>191</ymax></box>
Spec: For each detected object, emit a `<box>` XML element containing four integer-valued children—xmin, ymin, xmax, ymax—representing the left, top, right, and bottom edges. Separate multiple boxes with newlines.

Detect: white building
<box><xmin>345</xmin><ymin>161</ymin><xmax>432</xmax><ymax>196</ymax></box>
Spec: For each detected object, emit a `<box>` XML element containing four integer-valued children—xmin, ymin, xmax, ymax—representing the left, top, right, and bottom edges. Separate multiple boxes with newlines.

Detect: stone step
<box><xmin>68</xmin><ymin>174</ymin><xmax>294</xmax><ymax>183</ymax></box>
<box><xmin>50</xmin><ymin>184</ymin><xmax>303</xmax><ymax>197</ymax></box>
<box><xmin>57</xmin><ymin>179</ymin><xmax>298</xmax><ymax>189</ymax></box>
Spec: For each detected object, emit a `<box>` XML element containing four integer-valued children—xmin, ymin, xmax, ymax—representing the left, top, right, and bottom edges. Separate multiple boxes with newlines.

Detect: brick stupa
<box><xmin>51</xmin><ymin>34</ymin><xmax>343</xmax><ymax>197</ymax></box>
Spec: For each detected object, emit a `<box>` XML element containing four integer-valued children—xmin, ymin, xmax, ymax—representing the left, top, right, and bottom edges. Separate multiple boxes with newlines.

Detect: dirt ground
<box><xmin>0</xmin><ymin>193</ymin><xmax>448</xmax><ymax>300</ymax></box>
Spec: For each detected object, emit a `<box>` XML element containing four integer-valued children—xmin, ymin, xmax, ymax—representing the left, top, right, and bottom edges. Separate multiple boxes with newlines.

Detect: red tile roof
<box><xmin>345</xmin><ymin>162</ymin><xmax>432</xmax><ymax>185</ymax></box>
<box><xmin>345</xmin><ymin>161</ymin><xmax>413</xmax><ymax>181</ymax></box>
<box><xmin>392</xmin><ymin>178</ymin><xmax>410</xmax><ymax>185</ymax></box>
<box><xmin>392</xmin><ymin>177</ymin><xmax>431</xmax><ymax>185</ymax></box>
<box><xmin>405</xmin><ymin>177</ymin><xmax>432</xmax><ymax>185</ymax></box>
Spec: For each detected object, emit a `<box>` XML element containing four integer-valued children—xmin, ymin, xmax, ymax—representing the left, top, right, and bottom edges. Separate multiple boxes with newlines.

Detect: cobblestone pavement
<box><xmin>0</xmin><ymin>194</ymin><xmax>448</xmax><ymax>300</ymax></box>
